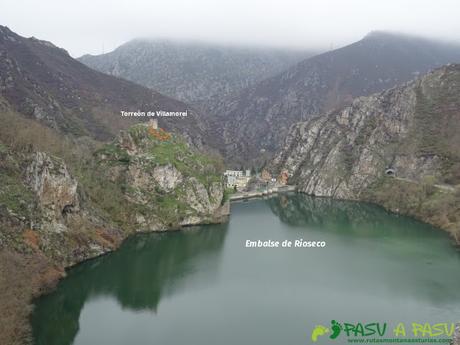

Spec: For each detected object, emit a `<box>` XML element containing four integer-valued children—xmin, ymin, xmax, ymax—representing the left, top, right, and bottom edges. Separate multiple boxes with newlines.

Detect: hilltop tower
<box><xmin>148</xmin><ymin>118</ymin><xmax>158</xmax><ymax>130</ymax></box>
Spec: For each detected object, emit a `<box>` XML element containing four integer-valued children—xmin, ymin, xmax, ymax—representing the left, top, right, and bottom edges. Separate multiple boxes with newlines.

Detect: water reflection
<box><xmin>32</xmin><ymin>195</ymin><xmax>460</xmax><ymax>345</ymax></box>
<box><xmin>267</xmin><ymin>193</ymin><xmax>449</xmax><ymax>239</ymax></box>
<box><xmin>32</xmin><ymin>224</ymin><xmax>228</xmax><ymax>345</ymax></box>
<box><xmin>265</xmin><ymin>193</ymin><xmax>460</xmax><ymax>306</ymax></box>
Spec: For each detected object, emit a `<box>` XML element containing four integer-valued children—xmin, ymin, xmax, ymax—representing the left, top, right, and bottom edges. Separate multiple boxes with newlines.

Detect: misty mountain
<box><xmin>209</xmin><ymin>31</ymin><xmax>460</xmax><ymax>166</ymax></box>
<box><xmin>78</xmin><ymin>39</ymin><xmax>312</xmax><ymax>103</ymax></box>
<box><xmin>0</xmin><ymin>26</ymin><xmax>208</xmax><ymax>145</ymax></box>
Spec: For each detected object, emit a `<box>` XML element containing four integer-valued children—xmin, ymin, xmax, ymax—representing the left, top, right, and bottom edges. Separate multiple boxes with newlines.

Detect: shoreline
<box><xmin>14</xmin><ymin>190</ymin><xmax>459</xmax><ymax>344</ymax></box>
<box><xmin>293</xmin><ymin>188</ymin><xmax>460</xmax><ymax>246</ymax></box>
<box><xmin>1</xmin><ymin>203</ymin><xmax>231</xmax><ymax>345</ymax></box>
<box><xmin>230</xmin><ymin>185</ymin><xmax>297</xmax><ymax>201</ymax></box>
<box><xmin>234</xmin><ymin>188</ymin><xmax>459</xmax><ymax>245</ymax></box>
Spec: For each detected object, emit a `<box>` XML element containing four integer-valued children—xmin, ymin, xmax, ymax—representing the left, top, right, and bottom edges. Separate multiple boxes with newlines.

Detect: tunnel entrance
<box><xmin>385</xmin><ymin>168</ymin><xmax>396</xmax><ymax>177</ymax></box>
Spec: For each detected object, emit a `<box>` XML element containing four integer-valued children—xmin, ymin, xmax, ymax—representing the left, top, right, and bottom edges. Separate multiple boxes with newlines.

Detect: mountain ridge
<box><xmin>208</xmin><ymin>31</ymin><xmax>460</xmax><ymax>166</ymax></box>
<box><xmin>0</xmin><ymin>25</ymin><xmax>210</xmax><ymax>148</ymax></box>
<box><xmin>78</xmin><ymin>38</ymin><xmax>313</xmax><ymax>103</ymax></box>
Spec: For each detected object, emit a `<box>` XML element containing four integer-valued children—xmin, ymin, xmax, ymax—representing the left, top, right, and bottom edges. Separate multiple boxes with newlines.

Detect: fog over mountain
<box><xmin>1</xmin><ymin>0</ymin><xmax>460</xmax><ymax>57</ymax></box>
<box><xmin>206</xmin><ymin>31</ymin><xmax>460</xmax><ymax>165</ymax></box>
<box><xmin>2</xmin><ymin>2</ymin><xmax>460</xmax><ymax>345</ymax></box>
<box><xmin>79</xmin><ymin>40</ymin><xmax>312</xmax><ymax>103</ymax></box>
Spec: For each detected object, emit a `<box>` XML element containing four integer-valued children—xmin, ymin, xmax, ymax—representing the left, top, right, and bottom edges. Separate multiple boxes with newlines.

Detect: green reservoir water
<box><xmin>32</xmin><ymin>194</ymin><xmax>460</xmax><ymax>344</ymax></box>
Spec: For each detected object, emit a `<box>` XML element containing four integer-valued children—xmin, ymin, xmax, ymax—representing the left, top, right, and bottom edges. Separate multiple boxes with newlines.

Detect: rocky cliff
<box><xmin>1</xmin><ymin>149</ymin><xmax>119</xmax><ymax>266</ymax></box>
<box><xmin>1</xmin><ymin>123</ymin><xmax>227</xmax><ymax>265</ymax></box>
<box><xmin>96</xmin><ymin>123</ymin><xmax>228</xmax><ymax>230</ymax></box>
<box><xmin>270</xmin><ymin>64</ymin><xmax>460</xmax><ymax>240</ymax></box>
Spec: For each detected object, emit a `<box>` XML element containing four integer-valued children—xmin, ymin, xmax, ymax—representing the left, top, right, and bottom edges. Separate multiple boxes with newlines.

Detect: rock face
<box><xmin>151</xmin><ymin>165</ymin><xmax>182</xmax><ymax>192</ymax></box>
<box><xmin>270</xmin><ymin>64</ymin><xmax>460</xmax><ymax>240</ymax></box>
<box><xmin>0</xmin><ymin>148</ymin><xmax>123</xmax><ymax>267</ymax></box>
<box><xmin>98</xmin><ymin>124</ymin><xmax>228</xmax><ymax>231</ymax></box>
<box><xmin>271</xmin><ymin>64</ymin><xmax>460</xmax><ymax>199</ymax></box>
<box><xmin>1</xmin><ymin>124</ymin><xmax>229</xmax><ymax>266</ymax></box>
<box><xmin>209</xmin><ymin>32</ymin><xmax>460</xmax><ymax>166</ymax></box>
<box><xmin>78</xmin><ymin>39</ymin><xmax>311</xmax><ymax>103</ymax></box>
<box><xmin>26</xmin><ymin>152</ymin><xmax>79</xmax><ymax>226</ymax></box>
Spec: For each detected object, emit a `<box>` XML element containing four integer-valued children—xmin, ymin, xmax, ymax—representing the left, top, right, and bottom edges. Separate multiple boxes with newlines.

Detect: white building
<box><xmin>224</xmin><ymin>170</ymin><xmax>251</xmax><ymax>190</ymax></box>
<box><xmin>224</xmin><ymin>170</ymin><xmax>244</xmax><ymax>177</ymax></box>
<box><xmin>226</xmin><ymin>175</ymin><xmax>237</xmax><ymax>188</ymax></box>
<box><xmin>235</xmin><ymin>176</ymin><xmax>251</xmax><ymax>191</ymax></box>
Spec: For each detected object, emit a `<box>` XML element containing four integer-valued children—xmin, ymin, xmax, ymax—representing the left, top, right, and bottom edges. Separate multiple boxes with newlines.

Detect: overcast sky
<box><xmin>1</xmin><ymin>0</ymin><xmax>460</xmax><ymax>57</ymax></box>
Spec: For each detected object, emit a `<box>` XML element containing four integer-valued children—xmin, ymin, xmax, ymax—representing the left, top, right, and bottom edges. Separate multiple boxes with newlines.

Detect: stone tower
<box><xmin>148</xmin><ymin>118</ymin><xmax>158</xmax><ymax>130</ymax></box>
